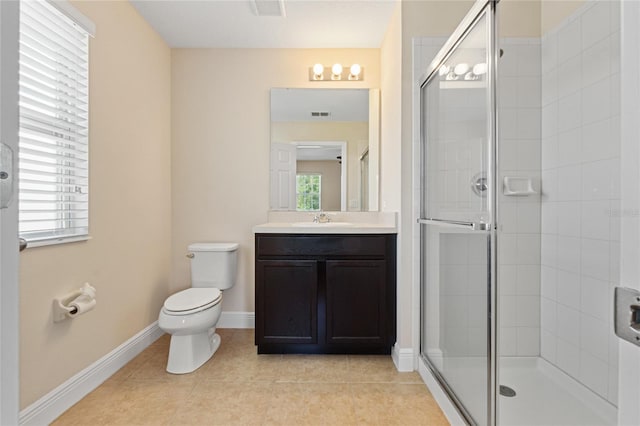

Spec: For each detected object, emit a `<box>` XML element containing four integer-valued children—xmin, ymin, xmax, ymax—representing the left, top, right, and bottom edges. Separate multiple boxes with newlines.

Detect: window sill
<box><xmin>23</xmin><ymin>235</ymin><xmax>91</xmax><ymax>249</ymax></box>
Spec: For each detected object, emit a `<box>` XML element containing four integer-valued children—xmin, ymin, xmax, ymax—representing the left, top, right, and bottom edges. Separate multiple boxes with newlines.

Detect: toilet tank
<box><xmin>188</xmin><ymin>243</ymin><xmax>238</xmax><ymax>290</ymax></box>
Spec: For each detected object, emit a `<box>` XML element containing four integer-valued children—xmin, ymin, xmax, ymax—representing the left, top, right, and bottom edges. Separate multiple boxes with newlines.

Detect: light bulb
<box><xmin>464</xmin><ymin>71</ymin><xmax>477</xmax><ymax>81</ymax></box>
<box><xmin>438</xmin><ymin>65</ymin><xmax>450</xmax><ymax>76</ymax></box>
<box><xmin>332</xmin><ymin>63</ymin><xmax>343</xmax><ymax>76</ymax></box>
<box><xmin>313</xmin><ymin>63</ymin><xmax>324</xmax><ymax>76</ymax></box>
<box><xmin>350</xmin><ymin>64</ymin><xmax>361</xmax><ymax>76</ymax></box>
<box><xmin>473</xmin><ymin>63</ymin><xmax>487</xmax><ymax>75</ymax></box>
<box><xmin>454</xmin><ymin>63</ymin><xmax>470</xmax><ymax>76</ymax></box>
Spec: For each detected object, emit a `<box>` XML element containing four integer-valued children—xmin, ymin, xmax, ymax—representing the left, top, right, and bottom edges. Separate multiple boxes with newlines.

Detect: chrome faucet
<box><xmin>313</xmin><ymin>210</ymin><xmax>331</xmax><ymax>223</ymax></box>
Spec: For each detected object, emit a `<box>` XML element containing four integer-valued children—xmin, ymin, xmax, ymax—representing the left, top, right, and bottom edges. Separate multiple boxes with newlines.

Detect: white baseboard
<box><xmin>418</xmin><ymin>356</ymin><xmax>466</xmax><ymax>426</ymax></box>
<box><xmin>19</xmin><ymin>322</ymin><xmax>163</xmax><ymax>426</ymax></box>
<box><xmin>218</xmin><ymin>311</ymin><xmax>255</xmax><ymax>329</ymax></box>
<box><xmin>391</xmin><ymin>344</ymin><xmax>414</xmax><ymax>372</ymax></box>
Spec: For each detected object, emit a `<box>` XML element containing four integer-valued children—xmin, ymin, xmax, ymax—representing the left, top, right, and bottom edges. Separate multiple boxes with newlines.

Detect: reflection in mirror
<box><xmin>270</xmin><ymin>88</ymin><xmax>379</xmax><ymax>212</ymax></box>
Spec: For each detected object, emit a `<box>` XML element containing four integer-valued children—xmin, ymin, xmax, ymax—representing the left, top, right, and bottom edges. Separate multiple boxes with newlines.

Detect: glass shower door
<box><xmin>419</xmin><ymin>2</ymin><xmax>497</xmax><ymax>425</ymax></box>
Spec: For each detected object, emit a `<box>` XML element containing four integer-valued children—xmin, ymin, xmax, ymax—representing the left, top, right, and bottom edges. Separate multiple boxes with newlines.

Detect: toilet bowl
<box><xmin>158</xmin><ymin>242</ymin><xmax>238</xmax><ymax>374</ymax></box>
<box><xmin>158</xmin><ymin>288</ymin><xmax>223</xmax><ymax>374</ymax></box>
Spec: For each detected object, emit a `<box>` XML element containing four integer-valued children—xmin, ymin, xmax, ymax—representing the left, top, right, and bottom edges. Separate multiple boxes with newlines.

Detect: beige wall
<box><xmin>19</xmin><ymin>0</ymin><xmax>172</xmax><ymax>408</ymax></box>
<box><xmin>379</xmin><ymin>1</ymin><xmax>408</xmax><ymax>348</ymax></box>
<box><xmin>501</xmin><ymin>0</ymin><xmax>542</xmax><ymax>37</ymax></box>
<box><xmin>171</xmin><ymin>48</ymin><xmax>380</xmax><ymax>312</ymax></box>
<box><xmin>380</xmin><ymin>2</ymin><xmax>402</xmax><ymax>214</ymax></box>
<box><xmin>297</xmin><ymin>160</ymin><xmax>341</xmax><ymax>211</ymax></box>
<box><xmin>271</xmin><ymin>121</ymin><xmax>368</xmax><ymax>210</ymax></box>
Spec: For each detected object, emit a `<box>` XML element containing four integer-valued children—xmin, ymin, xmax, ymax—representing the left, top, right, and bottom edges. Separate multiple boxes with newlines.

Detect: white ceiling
<box><xmin>129</xmin><ymin>0</ymin><xmax>397</xmax><ymax>48</ymax></box>
<box><xmin>296</xmin><ymin>144</ymin><xmax>343</xmax><ymax>161</ymax></box>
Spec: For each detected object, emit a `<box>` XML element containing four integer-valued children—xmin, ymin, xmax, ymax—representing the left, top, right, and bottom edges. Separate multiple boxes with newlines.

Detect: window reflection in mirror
<box><xmin>270</xmin><ymin>88</ymin><xmax>379</xmax><ymax>212</ymax></box>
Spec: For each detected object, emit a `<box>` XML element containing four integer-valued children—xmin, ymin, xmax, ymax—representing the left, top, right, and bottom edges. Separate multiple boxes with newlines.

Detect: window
<box><xmin>296</xmin><ymin>174</ymin><xmax>321</xmax><ymax>211</ymax></box>
<box><xmin>18</xmin><ymin>0</ymin><xmax>94</xmax><ymax>244</ymax></box>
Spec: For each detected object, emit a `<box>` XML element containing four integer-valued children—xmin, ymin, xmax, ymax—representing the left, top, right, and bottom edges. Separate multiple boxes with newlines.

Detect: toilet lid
<box><xmin>164</xmin><ymin>288</ymin><xmax>222</xmax><ymax>313</ymax></box>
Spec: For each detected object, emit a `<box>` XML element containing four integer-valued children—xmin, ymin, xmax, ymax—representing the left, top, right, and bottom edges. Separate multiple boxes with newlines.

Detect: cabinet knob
<box><xmin>186</xmin><ymin>253</ymin><xmax>194</xmax><ymax>259</ymax></box>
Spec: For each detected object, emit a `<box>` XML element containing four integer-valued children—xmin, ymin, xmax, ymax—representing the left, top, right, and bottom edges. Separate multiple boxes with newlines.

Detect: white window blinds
<box><xmin>18</xmin><ymin>0</ymin><xmax>91</xmax><ymax>243</ymax></box>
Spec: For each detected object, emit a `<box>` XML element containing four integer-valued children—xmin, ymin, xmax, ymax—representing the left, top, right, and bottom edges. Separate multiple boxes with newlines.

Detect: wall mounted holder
<box><xmin>53</xmin><ymin>283</ymin><xmax>97</xmax><ymax>323</ymax></box>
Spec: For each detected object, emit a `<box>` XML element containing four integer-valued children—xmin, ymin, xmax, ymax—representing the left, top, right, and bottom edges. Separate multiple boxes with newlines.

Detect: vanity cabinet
<box><xmin>255</xmin><ymin>234</ymin><xmax>396</xmax><ymax>354</ymax></box>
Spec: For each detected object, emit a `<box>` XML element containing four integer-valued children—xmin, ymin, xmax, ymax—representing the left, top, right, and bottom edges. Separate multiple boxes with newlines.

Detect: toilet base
<box><xmin>166</xmin><ymin>328</ymin><xmax>221</xmax><ymax>374</ymax></box>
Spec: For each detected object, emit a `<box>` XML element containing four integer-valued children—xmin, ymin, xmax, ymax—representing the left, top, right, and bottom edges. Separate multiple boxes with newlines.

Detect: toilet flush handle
<box><xmin>186</xmin><ymin>253</ymin><xmax>194</xmax><ymax>259</ymax></box>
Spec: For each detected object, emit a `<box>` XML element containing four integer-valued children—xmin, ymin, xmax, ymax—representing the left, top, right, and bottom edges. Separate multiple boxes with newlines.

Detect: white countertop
<box><xmin>252</xmin><ymin>211</ymin><xmax>398</xmax><ymax>234</ymax></box>
<box><xmin>252</xmin><ymin>222</ymin><xmax>397</xmax><ymax>234</ymax></box>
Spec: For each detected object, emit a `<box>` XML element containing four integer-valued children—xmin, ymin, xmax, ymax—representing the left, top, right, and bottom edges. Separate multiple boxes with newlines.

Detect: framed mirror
<box><xmin>270</xmin><ymin>88</ymin><xmax>379</xmax><ymax>212</ymax></box>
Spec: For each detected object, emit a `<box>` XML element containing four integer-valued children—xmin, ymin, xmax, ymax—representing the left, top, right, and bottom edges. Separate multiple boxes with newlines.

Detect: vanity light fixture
<box><xmin>349</xmin><ymin>64</ymin><xmax>362</xmax><ymax>80</ymax></box>
<box><xmin>439</xmin><ymin>62</ymin><xmax>488</xmax><ymax>81</ymax></box>
<box><xmin>331</xmin><ymin>63</ymin><xmax>343</xmax><ymax>80</ymax></box>
<box><xmin>453</xmin><ymin>63</ymin><xmax>470</xmax><ymax>76</ymax></box>
<box><xmin>308</xmin><ymin>63</ymin><xmax>364</xmax><ymax>82</ymax></box>
<box><xmin>473</xmin><ymin>62</ymin><xmax>487</xmax><ymax>75</ymax></box>
<box><xmin>312</xmin><ymin>63</ymin><xmax>324</xmax><ymax>80</ymax></box>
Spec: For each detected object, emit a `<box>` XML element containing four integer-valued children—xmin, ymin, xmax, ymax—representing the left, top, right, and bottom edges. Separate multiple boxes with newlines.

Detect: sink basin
<box><xmin>291</xmin><ymin>222</ymin><xmax>354</xmax><ymax>227</ymax></box>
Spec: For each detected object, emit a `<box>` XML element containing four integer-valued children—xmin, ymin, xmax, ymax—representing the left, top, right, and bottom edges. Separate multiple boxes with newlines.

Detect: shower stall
<box><xmin>417</xmin><ymin>0</ymin><xmax>622</xmax><ymax>424</ymax></box>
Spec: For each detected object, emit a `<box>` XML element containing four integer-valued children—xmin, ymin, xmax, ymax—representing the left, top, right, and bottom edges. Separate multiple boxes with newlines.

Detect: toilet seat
<box><xmin>163</xmin><ymin>288</ymin><xmax>222</xmax><ymax>316</ymax></box>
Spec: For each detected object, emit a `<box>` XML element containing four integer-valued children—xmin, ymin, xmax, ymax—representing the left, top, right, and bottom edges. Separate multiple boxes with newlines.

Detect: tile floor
<box><xmin>53</xmin><ymin>329</ymin><xmax>449</xmax><ymax>425</ymax></box>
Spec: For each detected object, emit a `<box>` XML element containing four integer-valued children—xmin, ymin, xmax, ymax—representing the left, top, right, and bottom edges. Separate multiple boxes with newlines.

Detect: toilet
<box><xmin>158</xmin><ymin>242</ymin><xmax>238</xmax><ymax>374</ymax></box>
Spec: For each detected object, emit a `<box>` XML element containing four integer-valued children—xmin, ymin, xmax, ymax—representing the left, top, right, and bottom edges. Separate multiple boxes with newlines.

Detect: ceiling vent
<box><xmin>311</xmin><ymin>111</ymin><xmax>330</xmax><ymax>118</ymax></box>
<box><xmin>250</xmin><ymin>0</ymin><xmax>286</xmax><ymax>17</ymax></box>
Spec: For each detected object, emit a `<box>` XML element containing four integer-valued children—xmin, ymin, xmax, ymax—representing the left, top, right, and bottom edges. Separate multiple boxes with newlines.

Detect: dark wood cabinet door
<box><xmin>256</xmin><ymin>260</ymin><xmax>318</xmax><ymax>344</ymax></box>
<box><xmin>325</xmin><ymin>260</ymin><xmax>387</xmax><ymax>345</ymax></box>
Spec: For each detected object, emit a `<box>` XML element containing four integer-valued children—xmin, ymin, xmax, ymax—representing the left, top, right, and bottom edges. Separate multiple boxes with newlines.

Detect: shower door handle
<box><xmin>418</xmin><ymin>218</ymin><xmax>491</xmax><ymax>231</ymax></box>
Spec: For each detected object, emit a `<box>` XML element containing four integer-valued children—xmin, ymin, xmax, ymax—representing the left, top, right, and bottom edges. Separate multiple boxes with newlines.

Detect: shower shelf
<box><xmin>503</xmin><ymin>176</ymin><xmax>537</xmax><ymax>196</ymax></box>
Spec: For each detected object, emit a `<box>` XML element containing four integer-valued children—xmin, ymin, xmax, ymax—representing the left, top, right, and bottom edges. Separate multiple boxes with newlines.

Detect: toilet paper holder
<box><xmin>53</xmin><ymin>283</ymin><xmax>97</xmax><ymax>323</ymax></box>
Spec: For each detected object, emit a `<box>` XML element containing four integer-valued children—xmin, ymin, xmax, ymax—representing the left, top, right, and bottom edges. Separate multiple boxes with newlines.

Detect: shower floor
<box><xmin>499</xmin><ymin>357</ymin><xmax>615</xmax><ymax>426</ymax></box>
<box><xmin>421</xmin><ymin>356</ymin><xmax>616</xmax><ymax>425</ymax></box>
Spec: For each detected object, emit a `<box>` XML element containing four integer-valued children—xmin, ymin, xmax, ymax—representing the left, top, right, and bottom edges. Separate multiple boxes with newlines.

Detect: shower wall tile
<box><xmin>541</xmin><ymin>32</ymin><xmax>558</xmax><ymax>73</ymax></box>
<box><xmin>516</xmin><ymin>297</ymin><xmax>540</xmax><ymax>327</ymax></box>
<box><xmin>557</xmin><ymin>129</ymin><xmax>581</xmax><ymax>167</ymax></box>
<box><xmin>558</xmin><ymin>55</ymin><xmax>582</xmax><ymax>97</ymax></box>
<box><xmin>580</xmin><ymin>352</ymin><xmax>609</xmax><ymax>397</ymax></box>
<box><xmin>579</xmin><ymin>314</ymin><xmax>609</xmax><ymax>362</ymax></box>
<box><xmin>498</xmin><ymin>39</ymin><xmax>543</xmax><ymax>357</ymax></box>
<box><xmin>500</xmin><ymin>265</ymin><xmax>518</xmax><ymax>295</ymax></box>
<box><xmin>517</xmin><ymin>265</ymin><xmax>540</xmax><ymax>295</ymax></box>
<box><xmin>581</xmin><ymin>238</ymin><xmax>610</xmax><ymax>281</ymax></box>
<box><xmin>582</xmin><ymin>77</ymin><xmax>611</xmax><ymax>124</ymax></box>
<box><xmin>541</xmin><ymin>266</ymin><xmax>557</xmax><ymax>300</ymax></box>
<box><xmin>541</xmin><ymin>298</ymin><xmax>557</xmax><ymax>331</ymax></box>
<box><xmin>558</xmin><ymin>17</ymin><xmax>581</xmax><ymax>60</ymax></box>
<box><xmin>517</xmin><ymin>140</ymin><xmax>541</xmax><ymax>171</ymax></box>
<box><xmin>539</xmin><ymin>0</ymin><xmax>620</xmax><ymax>404</ymax></box>
<box><xmin>541</xmin><ymin>69</ymin><xmax>558</xmax><ymax>106</ymax></box>
<box><xmin>501</xmin><ymin>327</ymin><xmax>517</xmax><ymax>356</ymax></box>
<box><xmin>581</xmin><ymin>200</ymin><xmax>610</xmax><ymax>240</ymax></box>
<box><xmin>581</xmin><ymin>1</ymin><xmax>610</xmax><ymax>50</ymax></box>
<box><xmin>557</xmin><ymin>91</ymin><xmax>582</xmax><ymax>131</ymax></box>
<box><xmin>517</xmin><ymin>45</ymin><xmax>541</xmax><ymax>76</ymax></box>
<box><xmin>608</xmin><ymin>366</ymin><xmax>619</xmax><ymax>406</ymax></box>
<box><xmin>556</xmin><ymin>201</ymin><xmax>581</xmax><ymax>237</ymax></box>
<box><xmin>556</xmin><ymin>270</ymin><xmax>581</xmax><ymax>309</ymax></box>
<box><xmin>580</xmin><ymin>276</ymin><xmax>609</xmax><ymax>321</ymax></box>
<box><xmin>516</xmin><ymin>327</ymin><xmax>540</xmax><ymax>355</ymax></box>
<box><xmin>557</xmin><ymin>164</ymin><xmax>582</xmax><ymax>200</ymax></box>
<box><xmin>582</xmin><ymin>38</ymin><xmax>611</xmax><ymax>87</ymax></box>
<box><xmin>581</xmin><ymin>118</ymin><xmax>614</xmax><ymax>163</ymax></box>
<box><xmin>556</xmin><ymin>339</ymin><xmax>581</xmax><ymax>378</ymax></box>
<box><xmin>541</xmin><ymin>329</ymin><xmax>557</xmax><ymax>362</ymax></box>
